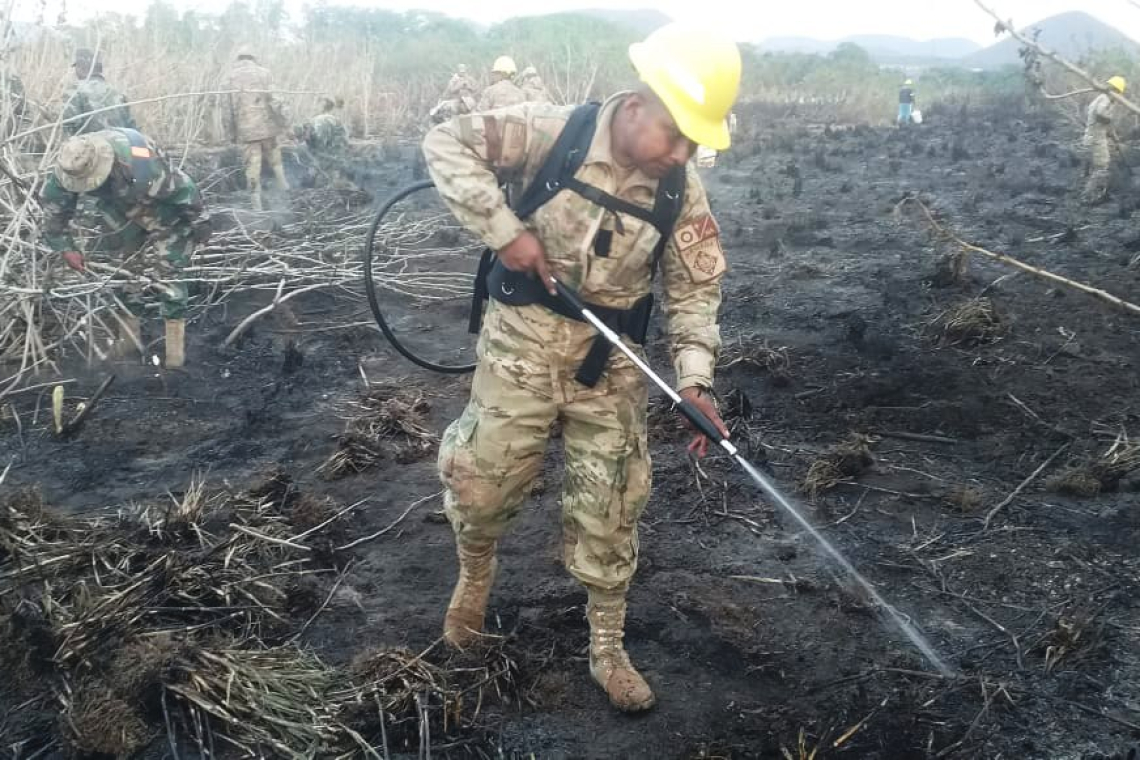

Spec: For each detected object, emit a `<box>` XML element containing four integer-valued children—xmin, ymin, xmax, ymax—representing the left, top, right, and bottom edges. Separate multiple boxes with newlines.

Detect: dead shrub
<box><xmin>800</xmin><ymin>434</ymin><xmax>875</xmax><ymax>496</ymax></box>
<box><xmin>318</xmin><ymin>383</ymin><xmax>437</xmax><ymax>479</ymax></box>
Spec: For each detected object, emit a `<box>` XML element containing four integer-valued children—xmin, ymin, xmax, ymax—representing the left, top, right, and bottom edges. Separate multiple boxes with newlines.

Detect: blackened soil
<box><xmin>2</xmin><ymin>105</ymin><xmax>1139</xmax><ymax>759</ymax></box>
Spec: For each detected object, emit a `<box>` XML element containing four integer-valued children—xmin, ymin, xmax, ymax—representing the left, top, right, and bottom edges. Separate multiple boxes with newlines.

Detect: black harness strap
<box><xmin>468</xmin><ymin>102</ymin><xmax>686</xmax><ymax>387</ymax></box>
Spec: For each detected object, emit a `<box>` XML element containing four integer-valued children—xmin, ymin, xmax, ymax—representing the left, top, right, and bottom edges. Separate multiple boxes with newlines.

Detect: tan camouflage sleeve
<box><xmin>661</xmin><ymin>165</ymin><xmax>726</xmax><ymax>391</ymax></box>
<box><xmin>422</xmin><ymin>104</ymin><xmax>537</xmax><ymax>251</ymax></box>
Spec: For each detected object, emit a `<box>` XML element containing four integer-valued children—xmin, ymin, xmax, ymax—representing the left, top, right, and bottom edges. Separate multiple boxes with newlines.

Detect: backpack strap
<box><xmin>468</xmin><ymin>102</ymin><xmax>601</xmax><ymax>335</ymax></box>
<box><xmin>511</xmin><ymin>101</ymin><xmax>601</xmax><ymax>220</ymax></box>
<box><xmin>466</xmin><ymin>102</ymin><xmax>688</xmax><ymax>388</ymax></box>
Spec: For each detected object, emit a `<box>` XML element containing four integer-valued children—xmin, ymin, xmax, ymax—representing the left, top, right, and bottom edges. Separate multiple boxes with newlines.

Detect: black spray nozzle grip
<box><xmin>677</xmin><ymin>397</ymin><xmax>729</xmax><ymax>447</ymax></box>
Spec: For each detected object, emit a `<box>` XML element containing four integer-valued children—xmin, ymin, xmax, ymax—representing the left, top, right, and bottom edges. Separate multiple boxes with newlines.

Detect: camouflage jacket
<box><xmin>1084</xmin><ymin>94</ymin><xmax>1118</xmax><ymax>143</ymax></box>
<box><xmin>61</xmin><ymin>76</ymin><xmax>135</xmax><ymax>135</ymax></box>
<box><xmin>477</xmin><ymin>80</ymin><xmax>526</xmax><ymax>112</ymax></box>
<box><xmin>224</xmin><ymin>59</ymin><xmax>286</xmax><ymax>143</ymax></box>
<box><xmin>41</xmin><ymin>129</ymin><xmax>208</xmax><ymax>252</ymax></box>
<box><xmin>423</xmin><ymin>93</ymin><xmax>726</xmax><ymax>391</ymax></box>
<box><xmin>443</xmin><ymin>73</ymin><xmax>478</xmax><ymax>101</ymax></box>
<box><xmin>520</xmin><ymin>77</ymin><xmax>551</xmax><ymax>104</ymax></box>
<box><xmin>309</xmin><ymin>112</ymin><xmax>348</xmax><ymax>154</ymax></box>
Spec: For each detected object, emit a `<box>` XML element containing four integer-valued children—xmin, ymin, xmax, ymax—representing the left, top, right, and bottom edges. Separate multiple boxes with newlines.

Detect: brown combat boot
<box><xmin>443</xmin><ymin>541</ymin><xmax>497</xmax><ymax>648</ymax></box>
<box><xmin>587</xmin><ymin>590</ymin><xmax>656</xmax><ymax>712</ymax></box>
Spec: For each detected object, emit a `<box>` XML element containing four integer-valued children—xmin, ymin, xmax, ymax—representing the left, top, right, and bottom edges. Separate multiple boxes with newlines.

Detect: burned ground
<box><xmin>2</xmin><ymin>102</ymin><xmax>1139</xmax><ymax>759</ymax></box>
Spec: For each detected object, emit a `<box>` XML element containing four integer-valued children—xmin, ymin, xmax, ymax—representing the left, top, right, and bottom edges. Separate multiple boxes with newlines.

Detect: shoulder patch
<box><xmin>673</xmin><ymin>214</ymin><xmax>726</xmax><ymax>283</ymax></box>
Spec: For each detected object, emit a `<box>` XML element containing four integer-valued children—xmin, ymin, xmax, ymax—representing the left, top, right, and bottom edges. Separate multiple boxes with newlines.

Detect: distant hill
<box><xmin>760</xmin><ymin>34</ymin><xmax>980</xmax><ymax>62</ymax></box>
<box><xmin>964</xmin><ymin>11</ymin><xmax>1139</xmax><ymax>68</ymax></box>
<box><xmin>574</xmin><ymin>8</ymin><xmax>671</xmax><ymax>35</ymax></box>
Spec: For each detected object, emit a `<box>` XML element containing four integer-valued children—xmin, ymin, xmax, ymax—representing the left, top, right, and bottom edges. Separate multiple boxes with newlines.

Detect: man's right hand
<box><xmin>61</xmin><ymin>251</ymin><xmax>85</xmax><ymax>271</ymax></box>
<box><xmin>499</xmin><ymin>231</ymin><xmax>555</xmax><ymax>294</ymax></box>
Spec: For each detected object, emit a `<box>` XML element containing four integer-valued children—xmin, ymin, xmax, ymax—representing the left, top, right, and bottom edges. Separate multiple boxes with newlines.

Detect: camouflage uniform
<box><xmin>519</xmin><ymin>68</ymin><xmax>552</xmax><ymax>104</ymax></box>
<box><xmin>429</xmin><ymin>96</ymin><xmax>476</xmax><ymax>125</ymax></box>
<box><xmin>61</xmin><ymin>54</ymin><xmax>135</xmax><ymax>136</ymax></box>
<box><xmin>425</xmin><ymin>93</ymin><xmax>726</xmax><ymax>593</ymax></box>
<box><xmin>1083</xmin><ymin>93</ymin><xmax>1117</xmax><ymax>203</ymax></box>
<box><xmin>41</xmin><ymin>129</ymin><xmax>209</xmax><ymax>319</ymax></box>
<box><xmin>224</xmin><ymin>55</ymin><xmax>289</xmax><ymax>208</ymax></box>
<box><xmin>306</xmin><ymin>110</ymin><xmax>352</xmax><ymax>186</ymax></box>
<box><xmin>443</xmin><ymin>71</ymin><xmax>478</xmax><ymax>101</ymax></box>
<box><xmin>477</xmin><ymin>78</ymin><xmax>526</xmax><ymax>112</ymax></box>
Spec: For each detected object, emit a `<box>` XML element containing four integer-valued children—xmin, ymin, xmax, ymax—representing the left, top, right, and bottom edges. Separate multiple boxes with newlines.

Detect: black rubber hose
<box><xmin>362</xmin><ymin>179</ymin><xmax>477</xmax><ymax>375</ymax></box>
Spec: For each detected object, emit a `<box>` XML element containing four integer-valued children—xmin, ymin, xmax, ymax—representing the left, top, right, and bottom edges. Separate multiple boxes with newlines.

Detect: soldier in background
<box><xmin>223</xmin><ymin>45</ymin><xmax>290</xmax><ymax>211</ymax></box>
<box><xmin>477</xmin><ymin>56</ymin><xmax>525</xmax><ymax>111</ymax></box>
<box><xmin>897</xmin><ymin>78</ymin><xmax>916</xmax><ymax>126</ymax></box>
<box><xmin>298</xmin><ymin>96</ymin><xmax>354</xmax><ymax>188</ymax></box>
<box><xmin>518</xmin><ymin>65</ymin><xmax>551</xmax><ymax>104</ymax></box>
<box><xmin>1083</xmin><ymin>76</ymin><xmax>1126</xmax><ymax>205</ymax></box>
<box><xmin>61</xmin><ymin>48</ymin><xmax>135</xmax><ymax>135</ymax></box>
<box><xmin>443</xmin><ymin>64</ymin><xmax>478</xmax><ymax>102</ymax></box>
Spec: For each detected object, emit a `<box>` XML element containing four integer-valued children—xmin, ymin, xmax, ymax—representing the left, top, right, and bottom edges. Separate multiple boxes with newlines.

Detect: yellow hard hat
<box><xmin>492</xmin><ymin>55</ymin><xmax>517</xmax><ymax>76</ymax></box>
<box><xmin>629</xmin><ymin>23</ymin><xmax>741</xmax><ymax>150</ymax></box>
<box><xmin>904</xmin><ymin>79</ymin><xmax>913</xmax><ymax>85</ymax></box>
<box><xmin>1108</xmin><ymin>75</ymin><xmax>1126</xmax><ymax>93</ymax></box>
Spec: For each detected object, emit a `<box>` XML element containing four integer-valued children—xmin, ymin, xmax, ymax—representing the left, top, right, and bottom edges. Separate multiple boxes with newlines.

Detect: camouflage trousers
<box><xmin>1083</xmin><ymin>133</ymin><xmax>1111</xmax><ymax>202</ymax></box>
<box><xmin>242</xmin><ymin>137</ymin><xmax>289</xmax><ymax>196</ymax></box>
<box><xmin>93</xmin><ymin>203</ymin><xmax>194</xmax><ymax>319</ymax></box>
<box><xmin>439</xmin><ymin>301</ymin><xmax>651</xmax><ymax>593</ymax></box>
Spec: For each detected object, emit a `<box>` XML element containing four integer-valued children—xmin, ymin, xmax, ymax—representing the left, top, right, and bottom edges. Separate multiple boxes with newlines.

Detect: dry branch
<box><xmin>974</xmin><ymin>0</ymin><xmax>1140</xmax><ymax>117</ymax></box>
<box><xmin>900</xmin><ymin>198</ymin><xmax>1140</xmax><ymax>318</ymax></box>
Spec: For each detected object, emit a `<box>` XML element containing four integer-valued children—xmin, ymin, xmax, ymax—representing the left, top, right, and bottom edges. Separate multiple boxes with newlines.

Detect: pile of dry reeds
<box><xmin>719</xmin><ymin>334</ymin><xmax>793</xmax><ymax>385</ymax></box>
<box><xmin>318</xmin><ymin>383</ymin><xmax>438</xmax><ymax>479</ymax></box>
<box><xmin>1048</xmin><ymin>433</ymin><xmax>1140</xmax><ymax>497</ymax></box>
<box><xmin>800</xmin><ymin>433</ymin><xmax>875</xmax><ymax>496</ymax></box>
<box><xmin>0</xmin><ymin>475</ymin><xmax>520</xmax><ymax>757</ymax></box>
<box><xmin>935</xmin><ymin>297</ymin><xmax>1007</xmax><ymax>346</ymax></box>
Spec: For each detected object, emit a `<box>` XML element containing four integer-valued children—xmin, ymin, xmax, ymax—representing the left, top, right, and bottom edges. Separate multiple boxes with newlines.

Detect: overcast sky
<box><xmin>24</xmin><ymin>0</ymin><xmax>1140</xmax><ymax>45</ymax></box>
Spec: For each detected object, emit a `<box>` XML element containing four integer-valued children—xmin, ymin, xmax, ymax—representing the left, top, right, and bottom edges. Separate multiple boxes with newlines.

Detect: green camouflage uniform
<box><xmin>1083</xmin><ymin>93</ymin><xmax>1117</xmax><ymax>202</ymax></box>
<box><xmin>303</xmin><ymin>111</ymin><xmax>353</xmax><ymax>187</ymax></box>
<box><xmin>61</xmin><ymin>76</ymin><xmax>135</xmax><ymax>135</ymax></box>
<box><xmin>41</xmin><ymin>129</ymin><xmax>208</xmax><ymax>319</ymax></box>
<box><xmin>477</xmin><ymin>79</ymin><xmax>526</xmax><ymax>112</ymax></box>
<box><xmin>425</xmin><ymin>93</ymin><xmax>726</xmax><ymax>593</ymax></box>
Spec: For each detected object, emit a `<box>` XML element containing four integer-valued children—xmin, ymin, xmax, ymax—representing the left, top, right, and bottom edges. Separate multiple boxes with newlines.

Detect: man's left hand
<box><xmin>679</xmin><ymin>386</ymin><xmax>729</xmax><ymax>458</ymax></box>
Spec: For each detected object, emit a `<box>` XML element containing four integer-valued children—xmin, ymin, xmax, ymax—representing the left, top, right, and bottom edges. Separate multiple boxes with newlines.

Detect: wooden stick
<box><xmin>60</xmin><ymin>374</ymin><xmax>116</xmax><ymax>438</ymax></box>
<box><xmin>229</xmin><ymin>524</ymin><xmax>312</xmax><ymax>552</ymax></box>
<box><xmin>221</xmin><ymin>282</ymin><xmax>328</xmax><ymax>348</ymax></box>
<box><xmin>336</xmin><ymin>491</ymin><xmax>440</xmax><ymax>551</ymax></box>
<box><xmin>878</xmin><ymin>430</ymin><xmax>959</xmax><ymax>445</ymax></box>
<box><xmin>984</xmin><ymin>442</ymin><xmax>1070</xmax><ymax>529</ymax></box>
<box><xmin>901</xmin><ymin>198</ymin><xmax>1140</xmax><ymax>317</ymax></box>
